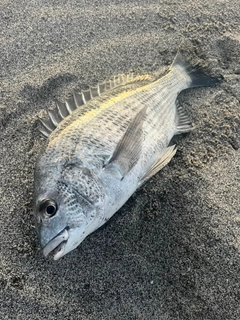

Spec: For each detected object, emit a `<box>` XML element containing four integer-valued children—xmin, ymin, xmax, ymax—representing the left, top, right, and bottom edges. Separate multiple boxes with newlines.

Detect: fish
<box><xmin>34</xmin><ymin>52</ymin><xmax>221</xmax><ymax>260</ymax></box>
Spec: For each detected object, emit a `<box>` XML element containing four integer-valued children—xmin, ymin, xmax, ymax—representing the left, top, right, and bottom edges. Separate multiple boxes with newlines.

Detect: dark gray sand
<box><xmin>0</xmin><ymin>1</ymin><xmax>240</xmax><ymax>319</ymax></box>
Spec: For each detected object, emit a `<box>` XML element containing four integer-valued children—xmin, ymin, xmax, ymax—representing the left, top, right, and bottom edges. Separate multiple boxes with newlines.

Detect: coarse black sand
<box><xmin>0</xmin><ymin>1</ymin><xmax>239</xmax><ymax>319</ymax></box>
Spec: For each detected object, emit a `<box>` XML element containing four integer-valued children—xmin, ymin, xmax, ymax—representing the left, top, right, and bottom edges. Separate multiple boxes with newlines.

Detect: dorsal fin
<box><xmin>38</xmin><ymin>73</ymin><xmax>154</xmax><ymax>137</ymax></box>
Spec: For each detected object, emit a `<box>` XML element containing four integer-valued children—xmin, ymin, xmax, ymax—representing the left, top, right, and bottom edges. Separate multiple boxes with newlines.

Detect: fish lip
<box><xmin>42</xmin><ymin>227</ymin><xmax>69</xmax><ymax>259</ymax></box>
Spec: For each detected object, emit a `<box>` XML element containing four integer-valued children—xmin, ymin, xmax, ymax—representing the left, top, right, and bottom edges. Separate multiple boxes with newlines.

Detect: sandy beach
<box><xmin>0</xmin><ymin>0</ymin><xmax>239</xmax><ymax>319</ymax></box>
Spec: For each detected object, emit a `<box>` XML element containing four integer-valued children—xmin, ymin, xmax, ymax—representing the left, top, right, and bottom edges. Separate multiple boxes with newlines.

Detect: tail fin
<box><xmin>172</xmin><ymin>52</ymin><xmax>223</xmax><ymax>88</ymax></box>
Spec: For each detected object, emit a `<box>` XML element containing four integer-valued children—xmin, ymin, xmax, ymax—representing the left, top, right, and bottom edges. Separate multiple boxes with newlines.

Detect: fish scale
<box><xmin>62</xmin><ymin>80</ymin><xmax>177</xmax><ymax>170</ymax></box>
<box><xmin>34</xmin><ymin>52</ymin><xmax>221</xmax><ymax>260</ymax></box>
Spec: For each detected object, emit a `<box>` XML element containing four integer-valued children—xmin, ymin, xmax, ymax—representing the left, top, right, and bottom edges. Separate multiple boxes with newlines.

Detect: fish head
<box><xmin>34</xmin><ymin>164</ymin><xmax>106</xmax><ymax>260</ymax></box>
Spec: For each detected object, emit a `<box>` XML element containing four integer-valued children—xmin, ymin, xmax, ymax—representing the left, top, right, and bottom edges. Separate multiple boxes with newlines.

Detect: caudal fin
<box><xmin>172</xmin><ymin>52</ymin><xmax>223</xmax><ymax>88</ymax></box>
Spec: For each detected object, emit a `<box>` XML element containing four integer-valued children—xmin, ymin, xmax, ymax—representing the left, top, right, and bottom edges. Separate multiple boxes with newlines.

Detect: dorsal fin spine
<box><xmin>38</xmin><ymin>118</ymin><xmax>54</xmax><ymax>132</ymax></box>
<box><xmin>66</xmin><ymin>97</ymin><xmax>77</xmax><ymax>112</ymax></box>
<box><xmin>90</xmin><ymin>88</ymin><xmax>93</xmax><ymax>99</ymax></box>
<box><xmin>39</xmin><ymin>127</ymin><xmax>50</xmax><ymax>137</ymax></box>
<box><xmin>99</xmin><ymin>82</ymin><xmax>105</xmax><ymax>93</ymax></box>
<box><xmin>65</xmin><ymin>101</ymin><xmax>73</xmax><ymax>114</ymax></box>
<box><xmin>89</xmin><ymin>86</ymin><xmax>99</xmax><ymax>99</ymax></box>
<box><xmin>82</xmin><ymin>90</ymin><xmax>91</xmax><ymax>103</ymax></box>
<box><xmin>48</xmin><ymin>110</ymin><xmax>58</xmax><ymax>127</ymax></box>
<box><xmin>56</xmin><ymin>104</ymin><xmax>64</xmax><ymax>119</ymax></box>
<box><xmin>73</xmin><ymin>91</ymin><xmax>83</xmax><ymax>107</ymax></box>
<box><xmin>82</xmin><ymin>92</ymin><xmax>86</xmax><ymax>104</ymax></box>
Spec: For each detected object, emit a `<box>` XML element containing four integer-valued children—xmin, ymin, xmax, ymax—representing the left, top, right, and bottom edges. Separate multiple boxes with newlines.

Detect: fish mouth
<box><xmin>43</xmin><ymin>227</ymin><xmax>69</xmax><ymax>260</ymax></box>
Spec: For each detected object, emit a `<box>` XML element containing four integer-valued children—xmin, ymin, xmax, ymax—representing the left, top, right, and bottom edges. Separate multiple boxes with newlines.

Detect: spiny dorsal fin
<box><xmin>38</xmin><ymin>73</ymin><xmax>154</xmax><ymax>137</ymax></box>
<box><xmin>104</xmin><ymin>105</ymin><xmax>148</xmax><ymax>178</ymax></box>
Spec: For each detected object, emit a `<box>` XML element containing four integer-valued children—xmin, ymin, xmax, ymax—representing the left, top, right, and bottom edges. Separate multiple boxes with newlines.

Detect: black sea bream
<box><xmin>34</xmin><ymin>52</ymin><xmax>220</xmax><ymax>260</ymax></box>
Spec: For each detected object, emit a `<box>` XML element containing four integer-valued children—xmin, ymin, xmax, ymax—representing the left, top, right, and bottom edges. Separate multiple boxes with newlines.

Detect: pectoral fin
<box><xmin>105</xmin><ymin>105</ymin><xmax>147</xmax><ymax>178</ymax></box>
<box><xmin>139</xmin><ymin>145</ymin><xmax>177</xmax><ymax>186</ymax></box>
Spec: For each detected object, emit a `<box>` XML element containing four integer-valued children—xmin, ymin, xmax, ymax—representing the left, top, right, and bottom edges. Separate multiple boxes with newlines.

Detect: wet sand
<box><xmin>0</xmin><ymin>1</ymin><xmax>240</xmax><ymax>319</ymax></box>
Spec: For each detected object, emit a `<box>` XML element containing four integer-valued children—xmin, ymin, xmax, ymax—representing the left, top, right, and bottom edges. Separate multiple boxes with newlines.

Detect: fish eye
<box><xmin>39</xmin><ymin>199</ymin><xmax>58</xmax><ymax>218</ymax></box>
<box><xmin>46</xmin><ymin>204</ymin><xmax>56</xmax><ymax>216</ymax></box>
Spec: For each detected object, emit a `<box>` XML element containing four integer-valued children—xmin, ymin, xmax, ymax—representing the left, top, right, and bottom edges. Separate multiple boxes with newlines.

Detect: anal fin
<box><xmin>139</xmin><ymin>145</ymin><xmax>177</xmax><ymax>186</ymax></box>
<box><xmin>176</xmin><ymin>105</ymin><xmax>195</xmax><ymax>134</ymax></box>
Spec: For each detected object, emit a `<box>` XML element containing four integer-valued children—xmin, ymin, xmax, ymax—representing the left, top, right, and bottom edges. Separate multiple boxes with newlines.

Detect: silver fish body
<box><xmin>34</xmin><ymin>52</ymin><xmax>220</xmax><ymax>260</ymax></box>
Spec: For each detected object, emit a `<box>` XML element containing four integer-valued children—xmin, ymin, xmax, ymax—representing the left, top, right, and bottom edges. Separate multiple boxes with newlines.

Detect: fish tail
<box><xmin>172</xmin><ymin>52</ymin><xmax>223</xmax><ymax>88</ymax></box>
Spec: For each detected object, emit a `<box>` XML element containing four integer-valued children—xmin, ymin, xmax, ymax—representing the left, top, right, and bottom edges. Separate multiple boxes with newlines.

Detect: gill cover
<box><xmin>36</xmin><ymin>164</ymin><xmax>106</xmax><ymax>260</ymax></box>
